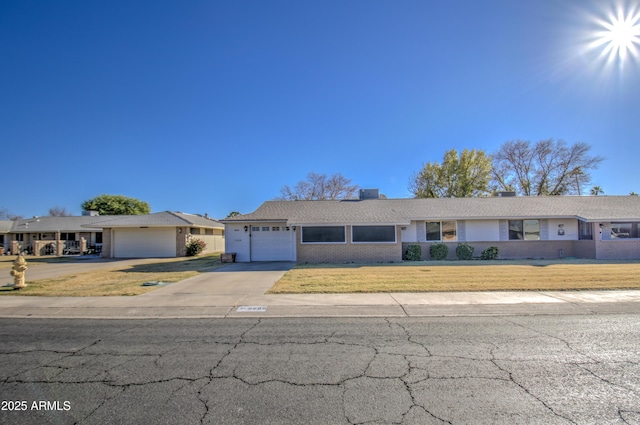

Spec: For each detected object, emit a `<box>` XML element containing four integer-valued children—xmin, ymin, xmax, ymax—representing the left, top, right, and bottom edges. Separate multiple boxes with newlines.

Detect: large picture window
<box><xmin>426</xmin><ymin>221</ymin><xmax>456</xmax><ymax>241</ymax></box>
<box><xmin>302</xmin><ymin>226</ymin><xmax>346</xmax><ymax>243</ymax></box>
<box><xmin>611</xmin><ymin>222</ymin><xmax>640</xmax><ymax>239</ymax></box>
<box><xmin>352</xmin><ymin>226</ymin><xmax>396</xmax><ymax>243</ymax></box>
<box><xmin>509</xmin><ymin>220</ymin><xmax>540</xmax><ymax>240</ymax></box>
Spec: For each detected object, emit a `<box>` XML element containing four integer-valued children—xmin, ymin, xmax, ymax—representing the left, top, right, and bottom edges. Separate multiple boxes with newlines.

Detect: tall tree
<box><xmin>590</xmin><ymin>186</ymin><xmax>604</xmax><ymax>196</ymax></box>
<box><xmin>81</xmin><ymin>194</ymin><xmax>151</xmax><ymax>215</ymax></box>
<box><xmin>410</xmin><ymin>149</ymin><xmax>492</xmax><ymax>198</ymax></box>
<box><xmin>279</xmin><ymin>172</ymin><xmax>359</xmax><ymax>200</ymax></box>
<box><xmin>491</xmin><ymin>139</ymin><xmax>604</xmax><ymax>196</ymax></box>
<box><xmin>48</xmin><ymin>206</ymin><xmax>72</xmax><ymax>216</ymax></box>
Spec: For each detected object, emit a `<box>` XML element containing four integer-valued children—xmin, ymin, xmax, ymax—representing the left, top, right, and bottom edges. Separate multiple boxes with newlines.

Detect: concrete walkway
<box><xmin>1</xmin><ymin>261</ymin><xmax>639</xmax><ymax>318</ymax></box>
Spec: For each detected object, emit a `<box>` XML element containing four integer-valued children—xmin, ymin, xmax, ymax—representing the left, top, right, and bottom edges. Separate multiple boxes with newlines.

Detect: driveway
<box><xmin>141</xmin><ymin>261</ymin><xmax>296</xmax><ymax>297</ymax></box>
<box><xmin>2</xmin><ymin>257</ymin><xmax>180</xmax><ymax>284</ymax></box>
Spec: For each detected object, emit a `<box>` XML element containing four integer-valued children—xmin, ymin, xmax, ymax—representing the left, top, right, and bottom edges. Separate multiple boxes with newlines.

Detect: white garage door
<box><xmin>113</xmin><ymin>228</ymin><xmax>176</xmax><ymax>258</ymax></box>
<box><xmin>250</xmin><ymin>225</ymin><xmax>295</xmax><ymax>261</ymax></box>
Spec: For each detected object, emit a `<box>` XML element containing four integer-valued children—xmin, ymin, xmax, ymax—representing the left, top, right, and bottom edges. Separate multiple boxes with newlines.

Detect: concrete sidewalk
<box><xmin>1</xmin><ymin>261</ymin><xmax>639</xmax><ymax>318</ymax></box>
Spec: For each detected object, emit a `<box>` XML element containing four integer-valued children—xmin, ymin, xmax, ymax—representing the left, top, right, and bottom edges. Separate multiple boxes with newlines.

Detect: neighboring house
<box><xmin>86</xmin><ymin>211</ymin><xmax>224</xmax><ymax>258</ymax></box>
<box><xmin>2</xmin><ymin>214</ymin><xmax>104</xmax><ymax>256</ymax></box>
<box><xmin>221</xmin><ymin>189</ymin><xmax>640</xmax><ymax>263</ymax></box>
<box><xmin>0</xmin><ymin>220</ymin><xmax>13</xmax><ymax>254</ymax></box>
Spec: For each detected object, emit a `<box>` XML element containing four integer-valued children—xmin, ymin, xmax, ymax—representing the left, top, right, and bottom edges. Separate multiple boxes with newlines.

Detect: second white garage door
<box><xmin>250</xmin><ymin>225</ymin><xmax>295</xmax><ymax>261</ymax></box>
<box><xmin>113</xmin><ymin>228</ymin><xmax>176</xmax><ymax>258</ymax></box>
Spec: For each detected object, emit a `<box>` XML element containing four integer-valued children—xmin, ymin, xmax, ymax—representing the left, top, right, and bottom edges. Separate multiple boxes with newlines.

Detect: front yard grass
<box><xmin>268</xmin><ymin>259</ymin><xmax>640</xmax><ymax>293</ymax></box>
<box><xmin>0</xmin><ymin>254</ymin><xmax>224</xmax><ymax>296</ymax></box>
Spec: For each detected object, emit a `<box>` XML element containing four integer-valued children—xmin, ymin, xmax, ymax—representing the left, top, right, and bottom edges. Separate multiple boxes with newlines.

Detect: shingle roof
<box><xmin>221</xmin><ymin>196</ymin><xmax>640</xmax><ymax>225</ymax></box>
<box><xmin>0</xmin><ymin>221</ymin><xmax>14</xmax><ymax>233</ymax></box>
<box><xmin>9</xmin><ymin>216</ymin><xmax>107</xmax><ymax>233</ymax></box>
<box><xmin>84</xmin><ymin>211</ymin><xmax>224</xmax><ymax>228</ymax></box>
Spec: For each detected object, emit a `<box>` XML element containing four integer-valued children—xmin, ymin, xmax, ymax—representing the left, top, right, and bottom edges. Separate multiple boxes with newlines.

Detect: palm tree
<box><xmin>590</xmin><ymin>186</ymin><xmax>604</xmax><ymax>196</ymax></box>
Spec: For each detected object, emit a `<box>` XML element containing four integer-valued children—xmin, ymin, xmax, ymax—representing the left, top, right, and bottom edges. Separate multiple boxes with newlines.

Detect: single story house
<box><xmin>1</xmin><ymin>211</ymin><xmax>224</xmax><ymax>258</ymax></box>
<box><xmin>221</xmin><ymin>190</ymin><xmax>640</xmax><ymax>263</ymax></box>
<box><xmin>85</xmin><ymin>211</ymin><xmax>224</xmax><ymax>258</ymax></box>
<box><xmin>1</xmin><ymin>214</ymin><xmax>105</xmax><ymax>256</ymax></box>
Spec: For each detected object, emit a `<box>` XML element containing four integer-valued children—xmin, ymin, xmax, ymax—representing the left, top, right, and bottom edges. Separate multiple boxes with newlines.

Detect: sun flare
<box><xmin>591</xmin><ymin>6</ymin><xmax>640</xmax><ymax>63</ymax></box>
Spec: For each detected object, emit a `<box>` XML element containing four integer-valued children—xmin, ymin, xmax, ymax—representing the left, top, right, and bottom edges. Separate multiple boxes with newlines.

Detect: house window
<box><xmin>426</xmin><ymin>221</ymin><xmax>456</xmax><ymax>241</ymax></box>
<box><xmin>509</xmin><ymin>220</ymin><xmax>540</xmax><ymax>240</ymax></box>
<box><xmin>352</xmin><ymin>226</ymin><xmax>396</xmax><ymax>243</ymax></box>
<box><xmin>60</xmin><ymin>233</ymin><xmax>76</xmax><ymax>241</ymax></box>
<box><xmin>272</xmin><ymin>227</ymin><xmax>280</xmax><ymax>231</ymax></box>
<box><xmin>95</xmin><ymin>232</ymin><xmax>103</xmax><ymax>244</ymax></box>
<box><xmin>302</xmin><ymin>226</ymin><xmax>346</xmax><ymax>243</ymax></box>
<box><xmin>205</xmin><ymin>229</ymin><xmax>213</xmax><ymax>235</ymax></box>
<box><xmin>611</xmin><ymin>222</ymin><xmax>640</xmax><ymax>239</ymax></box>
<box><xmin>251</xmin><ymin>226</ymin><xmax>260</xmax><ymax>231</ymax></box>
<box><xmin>190</xmin><ymin>228</ymin><xmax>201</xmax><ymax>235</ymax></box>
<box><xmin>578</xmin><ymin>221</ymin><xmax>593</xmax><ymax>240</ymax></box>
<box><xmin>262</xmin><ymin>227</ymin><xmax>270</xmax><ymax>231</ymax></box>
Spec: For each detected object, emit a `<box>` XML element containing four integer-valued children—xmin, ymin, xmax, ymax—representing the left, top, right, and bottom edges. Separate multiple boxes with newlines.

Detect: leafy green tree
<box><xmin>81</xmin><ymin>194</ymin><xmax>151</xmax><ymax>215</ymax></box>
<box><xmin>590</xmin><ymin>186</ymin><xmax>604</xmax><ymax>195</ymax></box>
<box><xmin>491</xmin><ymin>139</ymin><xmax>604</xmax><ymax>196</ymax></box>
<box><xmin>410</xmin><ymin>149</ymin><xmax>492</xmax><ymax>198</ymax></box>
<box><xmin>226</xmin><ymin>211</ymin><xmax>241</xmax><ymax>218</ymax></box>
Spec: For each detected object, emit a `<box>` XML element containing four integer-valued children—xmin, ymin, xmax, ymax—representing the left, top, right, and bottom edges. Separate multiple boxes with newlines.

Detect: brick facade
<box><xmin>296</xmin><ymin>225</ymin><xmax>403</xmax><ymax>263</ymax></box>
<box><xmin>401</xmin><ymin>240</ymin><xmax>599</xmax><ymax>260</ymax></box>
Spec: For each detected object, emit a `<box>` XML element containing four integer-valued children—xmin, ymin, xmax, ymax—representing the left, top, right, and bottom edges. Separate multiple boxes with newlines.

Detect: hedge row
<box><xmin>403</xmin><ymin>244</ymin><xmax>499</xmax><ymax>261</ymax></box>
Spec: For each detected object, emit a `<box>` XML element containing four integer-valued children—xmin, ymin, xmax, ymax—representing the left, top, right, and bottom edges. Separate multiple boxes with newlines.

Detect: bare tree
<box><xmin>491</xmin><ymin>139</ymin><xmax>604</xmax><ymax>196</ymax></box>
<box><xmin>279</xmin><ymin>172</ymin><xmax>359</xmax><ymax>200</ymax></box>
<box><xmin>0</xmin><ymin>207</ymin><xmax>23</xmax><ymax>221</ymax></box>
<box><xmin>48</xmin><ymin>206</ymin><xmax>72</xmax><ymax>216</ymax></box>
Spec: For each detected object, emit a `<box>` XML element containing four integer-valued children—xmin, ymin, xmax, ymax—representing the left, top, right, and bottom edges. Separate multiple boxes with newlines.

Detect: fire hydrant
<box><xmin>10</xmin><ymin>254</ymin><xmax>28</xmax><ymax>289</ymax></box>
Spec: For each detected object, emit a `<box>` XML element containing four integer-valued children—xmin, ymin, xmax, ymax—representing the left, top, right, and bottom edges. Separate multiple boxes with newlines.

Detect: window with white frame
<box><xmin>611</xmin><ymin>222</ymin><xmax>640</xmax><ymax>239</ymax></box>
<box><xmin>426</xmin><ymin>221</ymin><xmax>456</xmax><ymax>241</ymax></box>
<box><xmin>302</xmin><ymin>226</ymin><xmax>345</xmax><ymax>243</ymax></box>
<box><xmin>352</xmin><ymin>225</ymin><xmax>396</xmax><ymax>243</ymax></box>
<box><xmin>509</xmin><ymin>220</ymin><xmax>540</xmax><ymax>240</ymax></box>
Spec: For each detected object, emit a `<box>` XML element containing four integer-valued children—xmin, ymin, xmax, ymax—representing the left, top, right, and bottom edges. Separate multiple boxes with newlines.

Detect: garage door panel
<box><xmin>250</xmin><ymin>226</ymin><xmax>294</xmax><ymax>261</ymax></box>
<box><xmin>113</xmin><ymin>228</ymin><xmax>176</xmax><ymax>258</ymax></box>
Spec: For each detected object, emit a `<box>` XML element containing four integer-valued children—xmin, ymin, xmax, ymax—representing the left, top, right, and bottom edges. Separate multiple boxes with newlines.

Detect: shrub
<box><xmin>186</xmin><ymin>239</ymin><xmax>207</xmax><ymax>257</ymax></box>
<box><xmin>404</xmin><ymin>245</ymin><xmax>422</xmax><ymax>261</ymax></box>
<box><xmin>480</xmin><ymin>246</ymin><xmax>499</xmax><ymax>260</ymax></box>
<box><xmin>455</xmin><ymin>243</ymin><xmax>474</xmax><ymax>260</ymax></box>
<box><xmin>429</xmin><ymin>243</ymin><xmax>449</xmax><ymax>260</ymax></box>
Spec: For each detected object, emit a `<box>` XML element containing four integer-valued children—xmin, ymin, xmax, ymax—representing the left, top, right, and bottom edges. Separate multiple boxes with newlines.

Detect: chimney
<box><xmin>494</xmin><ymin>191</ymin><xmax>516</xmax><ymax>197</ymax></box>
<box><xmin>359</xmin><ymin>189</ymin><xmax>380</xmax><ymax>200</ymax></box>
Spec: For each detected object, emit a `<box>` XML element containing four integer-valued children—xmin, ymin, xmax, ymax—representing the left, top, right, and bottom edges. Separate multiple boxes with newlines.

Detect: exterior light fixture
<box><xmin>244</xmin><ymin>225</ymin><xmax>248</xmax><ymax>232</ymax></box>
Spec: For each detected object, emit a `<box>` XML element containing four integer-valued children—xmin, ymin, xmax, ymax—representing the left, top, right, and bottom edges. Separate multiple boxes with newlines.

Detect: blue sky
<box><xmin>2</xmin><ymin>0</ymin><xmax>639</xmax><ymax>219</ymax></box>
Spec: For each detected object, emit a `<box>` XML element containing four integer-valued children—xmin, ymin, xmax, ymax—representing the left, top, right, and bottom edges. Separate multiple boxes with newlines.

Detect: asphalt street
<box><xmin>1</xmin><ymin>315</ymin><xmax>639</xmax><ymax>425</ymax></box>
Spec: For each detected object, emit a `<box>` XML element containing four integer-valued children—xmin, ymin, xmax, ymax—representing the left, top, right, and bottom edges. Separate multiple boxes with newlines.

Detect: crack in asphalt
<box><xmin>2</xmin><ymin>317</ymin><xmax>638</xmax><ymax>424</ymax></box>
